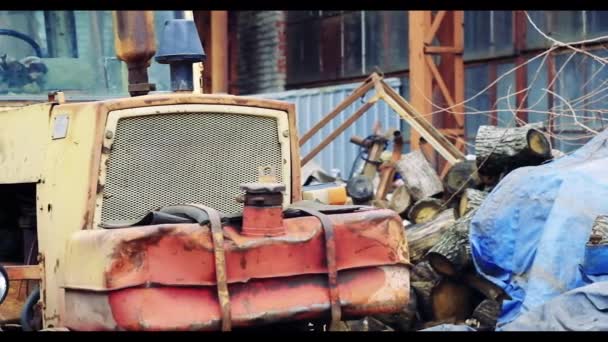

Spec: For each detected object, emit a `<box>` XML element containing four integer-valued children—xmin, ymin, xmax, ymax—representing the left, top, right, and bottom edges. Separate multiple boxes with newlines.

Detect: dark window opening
<box><xmin>0</xmin><ymin>184</ymin><xmax>38</xmax><ymax>266</ymax></box>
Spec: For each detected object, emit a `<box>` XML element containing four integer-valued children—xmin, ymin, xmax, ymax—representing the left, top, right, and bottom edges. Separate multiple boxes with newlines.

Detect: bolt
<box><xmin>282</xmin><ymin>130</ymin><xmax>289</xmax><ymax>138</ymax></box>
<box><xmin>105</xmin><ymin>130</ymin><xmax>114</xmax><ymax>139</ymax></box>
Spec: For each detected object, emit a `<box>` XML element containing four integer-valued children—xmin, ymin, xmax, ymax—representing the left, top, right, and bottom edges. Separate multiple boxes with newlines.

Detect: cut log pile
<box><xmin>342</xmin><ymin>123</ymin><xmax>563</xmax><ymax>331</ymax></box>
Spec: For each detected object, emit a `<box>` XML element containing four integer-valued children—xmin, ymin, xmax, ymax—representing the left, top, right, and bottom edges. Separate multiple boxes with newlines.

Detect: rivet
<box><xmin>282</xmin><ymin>130</ymin><xmax>289</xmax><ymax>138</ymax></box>
<box><xmin>105</xmin><ymin>130</ymin><xmax>114</xmax><ymax>139</ymax></box>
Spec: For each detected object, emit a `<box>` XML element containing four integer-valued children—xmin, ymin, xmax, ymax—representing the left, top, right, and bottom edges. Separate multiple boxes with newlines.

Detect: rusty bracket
<box><xmin>186</xmin><ymin>204</ymin><xmax>232</xmax><ymax>331</ymax></box>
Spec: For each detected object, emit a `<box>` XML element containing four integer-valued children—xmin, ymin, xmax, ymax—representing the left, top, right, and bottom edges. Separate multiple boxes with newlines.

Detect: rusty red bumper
<box><xmin>62</xmin><ymin>209</ymin><xmax>411</xmax><ymax>330</ymax></box>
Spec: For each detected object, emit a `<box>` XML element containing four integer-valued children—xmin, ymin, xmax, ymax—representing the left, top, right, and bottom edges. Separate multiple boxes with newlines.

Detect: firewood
<box><xmin>406</xmin><ymin>210</ymin><xmax>456</xmax><ymax>263</ymax></box>
<box><xmin>458</xmin><ymin>188</ymin><xmax>488</xmax><ymax>217</ymax></box>
<box><xmin>407</xmin><ymin>198</ymin><xmax>444</xmax><ymax>224</ymax></box>
<box><xmin>410</xmin><ymin>260</ymin><xmax>441</xmax><ymax>283</ymax></box>
<box><xmin>588</xmin><ymin>215</ymin><xmax>608</xmax><ymax>245</ymax></box>
<box><xmin>373</xmin><ymin>287</ymin><xmax>418</xmax><ymax>331</ymax></box>
<box><xmin>475</xmin><ymin>123</ymin><xmax>552</xmax><ymax>176</ymax></box>
<box><xmin>444</xmin><ymin>160</ymin><xmax>483</xmax><ymax>196</ymax></box>
<box><xmin>411</xmin><ymin>280</ymin><xmax>436</xmax><ymax>321</ymax></box>
<box><xmin>463</xmin><ymin>272</ymin><xmax>509</xmax><ymax>302</ymax></box>
<box><xmin>472</xmin><ymin>299</ymin><xmax>501</xmax><ymax>328</ymax></box>
<box><xmin>388</xmin><ymin>184</ymin><xmax>412</xmax><ymax>215</ymax></box>
<box><xmin>396</xmin><ymin>150</ymin><xmax>444</xmax><ymax>201</ymax></box>
<box><xmin>430</xmin><ymin>278</ymin><xmax>473</xmax><ymax>321</ymax></box>
<box><xmin>427</xmin><ymin>209</ymin><xmax>476</xmax><ymax>277</ymax></box>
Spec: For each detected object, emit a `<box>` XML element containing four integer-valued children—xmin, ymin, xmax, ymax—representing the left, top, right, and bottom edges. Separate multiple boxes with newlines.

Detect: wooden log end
<box><xmin>527</xmin><ymin>128</ymin><xmax>552</xmax><ymax>158</ymax></box>
<box><xmin>426</xmin><ymin>252</ymin><xmax>457</xmax><ymax>277</ymax></box>
<box><xmin>472</xmin><ymin>299</ymin><xmax>501</xmax><ymax>328</ymax></box>
<box><xmin>458</xmin><ymin>188</ymin><xmax>488</xmax><ymax>217</ymax></box>
<box><xmin>389</xmin><ymin>185</ymin><xmax>412</xmax><ymax>215</ymax></box>
<box><xmin>444</xmin><ymin>160</ymin><xmax>483</xmax><ymax>195</ymax></box>
<box><xmin>408</xmin><ymin>198</ymin><xmax>444</xmax><ymax>224</ymax></box>
<box><xmin>431</xmin><ymin>279</ymin><xmax>473</xmax><ymax>321</ymax></box>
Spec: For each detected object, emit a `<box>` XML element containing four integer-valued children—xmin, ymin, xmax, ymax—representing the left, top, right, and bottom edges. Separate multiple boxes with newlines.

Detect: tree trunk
<box><xmin>464</xmin><ymin>272</ymin><xmax>509</xmax><ymax>302</ymax></box>
<box><xmin>388</xmin><ymin>184</ymin><xmax>412</xmax><ymax>215</ymax></box>
<box><xmin>458</xmin><ymin>188</ymin><xmax>488</xmax><ymax>217</ymax></box>
<box><xmin>411</xmin><ymin>280</ymin><xmax>436</xmax><ymax>321</ymax></box>
<box><xmin>373</xmin><ymin>287</ymin><xmax>418</xmax><ymax>331</ymax></box>
<box><xmin>472</xmin><ymin>299</ymin><xmax>501</xmax><ymax>329</ymax></box>
<box><xmin>589</xmin><ymin>215</ymin><xmax>608</xmax><ymax>245</ymax></box>
<box><xmin>430</xmin><ymin>278</ymin><xmax>473</xmax><ymax>321</ymax></box>
<box><xmin>396</xmin><ymin>150</ymin><xmax>444</xmax><ymax>201</ymax></box>
<box><xmin>475</xmin><ymin>123</ymin><xmax>552</xmax><ymax>176</ymax></box>
<box><xmin>444</xmin><ymin>160</ymin><xmax>483</xmax><ymax>196</ymax></box>
<box><xmin>410</xmin><ymin>260</ymin><xmax>441</xmax><ymax>283</ymax></box>
<box><xmin>406</xmin><ymin>209</ymin><xmax>456</xmax><ymax>263</ymax></box>
<box><xmin>427</xmin><ymin>209</ymin><xmax>475</xmax><ymax>277</ymax></box>
<box><xmin>407</xmin><ymin>198</ymin><xmax>445</xmax><ymax>224</ymax></box>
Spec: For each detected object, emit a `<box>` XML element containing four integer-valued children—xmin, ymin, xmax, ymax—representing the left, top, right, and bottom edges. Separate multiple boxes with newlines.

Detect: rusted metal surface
<box><xmin>4</xmin><ymin>265</ymin><xmax>41</xmax><ymax>281</ymax></box>
<box><xmin>242</xmin><ymin>207</ymin><xmax>285</xmax><ymax>237</ymax></box>
<box><xmin>188</xmin><ymin>204</ymin><xmax>232</xmax><ymax>331</ymax></box>
<box><xmin>61</xmin><ymin>208</ymin><xmax>410</xmax><ymax>330</ymax></box>
<box><xmin>64</xmin><ymin>208</ymin><xmax>408</xmax><ymax>289</ymax></box>
<box><xmin>64</xmin><ymin>265</ymin><xmax>409</xmax><ymax>331</ymax></box>
<box><xmin>241</xmin><ymin>182</ymin><xmax>286</xmax><ymax>237</ymax></box>
<box><xmin>289</xmin><ymin>205</ymin><xmax>342</xmax><ymax>331</ymax></box>
<box><xmin>112</xmin><ymin>11</ymin><xmax>157</xmax><ymax>96</ymax></box>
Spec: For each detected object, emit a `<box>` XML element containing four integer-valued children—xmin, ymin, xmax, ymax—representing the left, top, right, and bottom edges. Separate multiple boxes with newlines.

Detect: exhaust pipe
<box><xmin>155</xmin><ymin>19</ymin><xmax>206</xmax><ymax>93</ymax></box>
<box><xmin>112</xmin><ymin>11</ymin><xmax>157</xmax><ymax>97</ymax></box>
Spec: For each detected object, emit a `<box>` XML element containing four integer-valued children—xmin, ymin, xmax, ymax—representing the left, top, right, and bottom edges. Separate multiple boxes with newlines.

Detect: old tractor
<box><xmin>0</xmin><ymin>11</ymin><xmax>410</xmax><ymax>331</ymax></box>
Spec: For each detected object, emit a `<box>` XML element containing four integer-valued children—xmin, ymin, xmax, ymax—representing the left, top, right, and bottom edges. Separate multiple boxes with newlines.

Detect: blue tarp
<box><xmin>501</xmin><ymin>281</ymin><xmax>608</xmax><ymax>331</ymax></box>
<box><xmin>470</xmin><ymin>129</ymin><xmax>608</xmax><ymax>329</ymax></box>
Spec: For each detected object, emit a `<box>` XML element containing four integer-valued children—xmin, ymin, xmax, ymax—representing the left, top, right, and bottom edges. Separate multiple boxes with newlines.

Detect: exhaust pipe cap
<box><xmin>155</xmin><ymin>19</ymin><xmax>206</xmax><ymax>64</ymax></box>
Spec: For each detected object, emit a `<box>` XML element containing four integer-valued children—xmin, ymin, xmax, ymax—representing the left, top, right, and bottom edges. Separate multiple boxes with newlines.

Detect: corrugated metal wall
<box><xmin>256</xmin><ymin>78</ymin><xmax>409</xmax><ymax>177</ymax></box>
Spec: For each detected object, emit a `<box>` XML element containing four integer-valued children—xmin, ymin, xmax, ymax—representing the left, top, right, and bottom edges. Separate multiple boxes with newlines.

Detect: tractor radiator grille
<box><xmin>100</xmin><ymin>112</ymin><xmax>284</xmax><ymax>225</ymax></box>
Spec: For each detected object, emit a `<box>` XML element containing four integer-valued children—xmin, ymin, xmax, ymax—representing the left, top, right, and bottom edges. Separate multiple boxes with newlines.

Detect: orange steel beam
<box><xmin>424</xmin><ymin>10</ymin><xmax>447</xmax><ymax>45</ymax></box>
<box><xmin>513</xmin><ymin>10</ymin><xmax>529</xmax><ymax>123</ymax></box>
<box><xmin>211</xmin><ymin>11</ymin><xmax>229</xmax><ymax>94</ymax></box>
<box><xmin>408</xmin><ymin>11</ymin><xmax>433</xmax><ymax>152</ymax></box>
<box><xmin>192</xmin><ymin>11</ymin><xmax>212</xmax><ymax>94</ymax></box>
<box><xmin>409</xmin><ymin>11</ymin><xmax>465</xmax><ymax>171</ymax></box>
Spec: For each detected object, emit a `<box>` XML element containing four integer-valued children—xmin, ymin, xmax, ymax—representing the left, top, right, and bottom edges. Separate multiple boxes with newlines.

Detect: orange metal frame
<box><xmin>409</xmin><ymin>11</ymin><xmax>466</xmax><ymax>177</ymax></box>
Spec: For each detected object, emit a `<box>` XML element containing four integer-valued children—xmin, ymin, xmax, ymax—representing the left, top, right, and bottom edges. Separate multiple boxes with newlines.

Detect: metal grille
<box><xmin>101</xmin><ymin>112</ymin><xmax>284</xmax><ymax>225</ymax></box>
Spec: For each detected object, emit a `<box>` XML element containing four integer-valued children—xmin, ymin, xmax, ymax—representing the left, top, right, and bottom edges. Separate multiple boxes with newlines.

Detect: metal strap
<box><xmin>186</xmin><ymin>204</ymin><xmax>232</xmax><ymax>331</ymax></box>
<box><xmin>289</xmin><ymin>205</ymin><xmax>342</xmax><ymax>331</ymax></box>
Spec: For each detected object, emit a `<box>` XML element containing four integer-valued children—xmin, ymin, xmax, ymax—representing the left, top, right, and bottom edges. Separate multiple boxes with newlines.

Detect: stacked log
<box><xmin>388</xmin><ymin>185</ymin><xmax>412</xmax><ymax>216</ymax></box>
<box><xmin>406</xmin><ymin>210</ymin><xmax>456</xmax><ymax>263</ymax></box>
<box><xmin>458</xmin><ymin>188</ymin><xmax>488</xmax><ymax>217</ymax></box>
<box><xmin>444</xmin><ymin>160</ymin><xmax>483</xmax><ymax>196</ymax></box>
<box><xmin>475</xmin><ymin>123</ymin><xmax>552</xmax><ymax>178</ymax></box>
<box><xmin>407</xmin><ymin>198</ymin><xmax>445</xmax><ymax>224</ymax></box>
<box><xmin>396</xmin><ymin>150</ymin><xmax>444</xmax><ymax>201</ymax></box>
<box><xmin>426</xmin><ymin>209</ymin><xmax>476</xmax><ymax>277</ymax></box>
<box><xmin>362</xmin><ymin>123</ymin><xmax>557</xmax><ymax>331</ymax></box>
<box><xmin>472</xmin><ymin>299</ymin><xmax>501</xmax><ymax>329</ymax></box>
